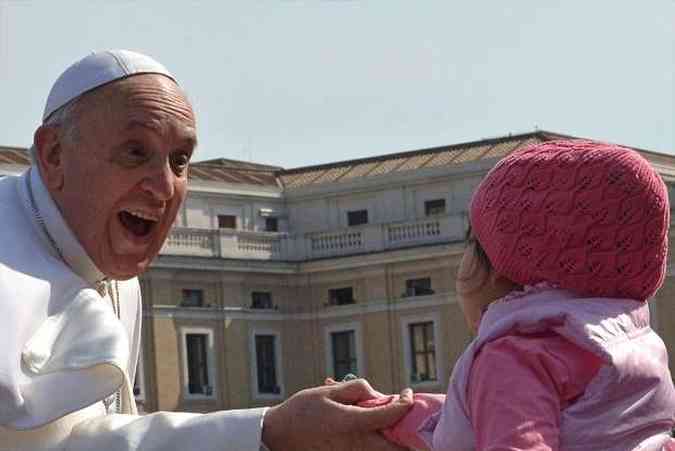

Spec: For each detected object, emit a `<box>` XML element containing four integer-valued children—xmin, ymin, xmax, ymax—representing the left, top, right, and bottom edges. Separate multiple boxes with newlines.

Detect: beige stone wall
<box><xmin>280</xmin><ymin>314</ymin><xmax>319</xmax><ymax>392</ymax></box>
<box><xmin>388</xmin><ymin>258</ymin><xmax>453</xmax><ymax>299</ymax></box>
<box><xmin>139</xmin><ymin>251</ymin><xmax>464</xmax><ymax>412</ymax></box>
<box><xmin>361</xmin><ymin>311</ymin><xmax>398</xmax><ymax>393</ymax></box>
<box><xmin>222</xmin><ymin>318</ymin><xmax>251</xmax><ymax>408</ymax></box>
<box><xmin>152</xmin><ymin>317</ymin><xmax>182</xmax><ymax>411</ymax></box>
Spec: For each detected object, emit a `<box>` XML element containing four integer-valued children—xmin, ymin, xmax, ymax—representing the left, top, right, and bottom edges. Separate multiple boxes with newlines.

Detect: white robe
<box><xmin>0</xmin><ymin>169</ymin><xmax>267</xmax><ymax>451</ymax></box>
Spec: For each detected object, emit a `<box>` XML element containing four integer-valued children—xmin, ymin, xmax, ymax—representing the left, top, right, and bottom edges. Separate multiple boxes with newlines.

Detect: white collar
<box><xmin>25</xmin><ymin>168</ymin><xmax>106</xmax><ymax>286</ymax></box>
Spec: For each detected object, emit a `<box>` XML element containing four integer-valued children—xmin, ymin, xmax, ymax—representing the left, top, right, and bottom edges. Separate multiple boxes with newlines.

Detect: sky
<box><xmin>0</xmin><ymin>1</ymin><xmax>673</xmax><ymax>169</ymax></box>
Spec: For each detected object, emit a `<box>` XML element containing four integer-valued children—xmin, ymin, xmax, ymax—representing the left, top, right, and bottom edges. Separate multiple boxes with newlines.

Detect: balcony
<box><xmin>161</xmin><ymin>214</ymin><xmax>466</xmax><ymax>261</ymax></box>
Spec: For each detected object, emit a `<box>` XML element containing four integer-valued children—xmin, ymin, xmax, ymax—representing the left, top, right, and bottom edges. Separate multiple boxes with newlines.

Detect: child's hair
<box><xmin>457</xmin><ymin>224</ymin><xmax>493</xmax><ymax>291</ymax></box>
<box><xmin>468</xmin><ymin>139</ymin><xmax>669</xmax><ymax>301</ymax></box>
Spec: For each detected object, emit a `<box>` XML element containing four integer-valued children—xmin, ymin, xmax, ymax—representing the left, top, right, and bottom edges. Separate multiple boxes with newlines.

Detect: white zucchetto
<box><xmin>43</xmin><ymin>49</ymin><xmax>176</xmax><ymax>122</ymax></box>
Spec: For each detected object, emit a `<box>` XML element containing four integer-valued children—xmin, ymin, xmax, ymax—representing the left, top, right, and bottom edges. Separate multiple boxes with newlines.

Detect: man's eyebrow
<box><xmin>181</xmin><ymin>129</ymin><xmax>198</xmax><ymax>152</ymax></box>
<box><xmin>126</xmin><ymin>118</ymin><xmax>163</xmax><ymax>133</ymax></box>
<box><xmin>125</xmin><ymin>119</ymin><xmax>198</xmax><ymax>149</ymax></box>
<box><xmin>184</xmin><ymin>136</ymin><xmax>198</xmax><ymax>155</ymax></box>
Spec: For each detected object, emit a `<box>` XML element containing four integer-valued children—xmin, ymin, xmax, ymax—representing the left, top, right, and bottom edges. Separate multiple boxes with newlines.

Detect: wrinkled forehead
<box><xmin>80</xmin><ymin>74</ymin><xmax>197</xmax><ymax>141</ymax></box>
<box><xmin>88</xmin><ymin>74</ymin><xmax>192</xmax><ymax>110</ymax></box>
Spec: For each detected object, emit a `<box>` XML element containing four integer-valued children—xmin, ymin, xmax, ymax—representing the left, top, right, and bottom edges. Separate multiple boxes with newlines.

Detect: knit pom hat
<box><xmin>470</xmin><ymin>139</ymin><xmax>670</xmax><ymax>301</ymax></box>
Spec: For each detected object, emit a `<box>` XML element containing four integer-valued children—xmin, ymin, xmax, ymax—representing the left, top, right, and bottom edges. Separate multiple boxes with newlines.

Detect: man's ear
<box><xmin>33</xmin><ymin>126</ymin><xmax>65</xmax><ymax>191</ymax></box>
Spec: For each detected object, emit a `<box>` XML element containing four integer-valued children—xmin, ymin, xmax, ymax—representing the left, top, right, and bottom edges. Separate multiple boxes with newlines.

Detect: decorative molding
<box><xmin>149</xmin><ymin>292</ymin><xmax>456</xmax><ymax>321</ymax></box>
<box><xmin>152</xmin><ymin>240</ymin><xmax>464</xmax><ymax>274</ymax></box>
<box><xmin>298</xmin><ymin>242</ymin><xmax>463</xmax><ymax>273</ymax></box>
<box><xmin>188</xmin><ymin>179</ymin><xmax>283</xmax><ymax>198</ymax></box>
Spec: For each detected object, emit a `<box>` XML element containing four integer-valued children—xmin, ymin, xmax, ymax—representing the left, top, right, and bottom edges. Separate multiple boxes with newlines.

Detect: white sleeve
<box><xmin>66</xmin><ymin>408</ymin><xmax>268</xmax><ymax>451</ymax></box>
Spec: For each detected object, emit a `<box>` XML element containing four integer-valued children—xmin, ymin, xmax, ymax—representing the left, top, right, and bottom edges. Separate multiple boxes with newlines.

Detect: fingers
<box><xmin>328</xmin><ymin>378</ymin><xmax>383</xmax><ymax>404</ymax></box>
<box><xmin>338</xmin><ymin>387</ymin><xmax>414</xmax><ymax>433</ymax></box>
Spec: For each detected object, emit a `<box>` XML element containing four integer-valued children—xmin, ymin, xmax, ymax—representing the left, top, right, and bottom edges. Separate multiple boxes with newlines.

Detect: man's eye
<box><xmin>171</xmin><ymin>153</ymin><xmax>190</xmax><ymax>174</ymax></box>
<box><xmin>127</xmin><ymin>147</ymin><xmax>147</xmax><ymax>160</ymax></box>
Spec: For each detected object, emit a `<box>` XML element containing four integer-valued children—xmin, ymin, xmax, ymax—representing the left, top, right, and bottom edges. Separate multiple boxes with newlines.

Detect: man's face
<box><xmin>50</xmin><ymin>74</ymin><xmax>196</xmax><ymax>279</ymax></box>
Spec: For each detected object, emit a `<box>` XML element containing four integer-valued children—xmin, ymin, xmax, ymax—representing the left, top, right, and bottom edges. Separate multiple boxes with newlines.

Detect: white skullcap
<box><xmin>42</xmin><ymin>49</ymin><xmax>176</xmax><ymax>122</ymax></box>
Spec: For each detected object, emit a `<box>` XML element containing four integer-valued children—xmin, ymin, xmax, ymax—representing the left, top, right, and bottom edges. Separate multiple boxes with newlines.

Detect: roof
<box><xmin>276</xmin><ymin>131</ymin><xmax>573</xmax><ymax>189</ymax></box>
<box><xmin>276</xmin><ymin>131</ymin><xmax>675</xmax><ymax>188</ymax></box>
<box><xmin>189</xmin><ymin>158</ymin><xmax>280</xmax><ymax>187</ymax></box>
<box><xmin>0</xmin><ymin>146</ymin><xmax>30</xmax><ymax>166</ymax></box>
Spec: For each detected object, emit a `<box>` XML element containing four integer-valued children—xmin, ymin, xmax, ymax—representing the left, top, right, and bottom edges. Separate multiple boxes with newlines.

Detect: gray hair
<box><xmin>29</xmin><ymin>98</ymin><xmax>81</xmax><ymax>165</ymax></box>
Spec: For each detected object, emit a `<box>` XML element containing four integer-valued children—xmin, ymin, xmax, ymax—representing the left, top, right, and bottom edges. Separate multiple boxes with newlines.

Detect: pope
<box><xmin>0</xmin><ymin>49</ymin><xmax>412</xmax><ymax>451</ymax></box>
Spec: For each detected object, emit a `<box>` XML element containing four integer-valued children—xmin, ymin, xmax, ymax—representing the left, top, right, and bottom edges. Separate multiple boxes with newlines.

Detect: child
<box><xmin>367</xmin><ymin>139</ymin><xmax>675</xmax><ymax>450</ymax></box>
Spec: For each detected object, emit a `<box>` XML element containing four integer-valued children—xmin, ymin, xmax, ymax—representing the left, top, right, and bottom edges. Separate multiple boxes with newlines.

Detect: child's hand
<box><xmin>358</xmin><ymin>393</ymin><xmax>446</xmax><ymax>451</ymax></box>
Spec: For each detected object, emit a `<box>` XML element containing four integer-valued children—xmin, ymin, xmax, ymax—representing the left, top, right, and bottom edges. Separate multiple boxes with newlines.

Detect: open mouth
<box><xmin>118</xmin><ymin>209</ymin><xmax>159</xmax><ymax>238</ymax></box>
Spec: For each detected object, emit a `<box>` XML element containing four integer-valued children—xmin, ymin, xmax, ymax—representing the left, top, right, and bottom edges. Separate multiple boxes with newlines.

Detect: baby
<box><xmin>366</xmin><ymin>139</ymin><xmax>675</xmax><ymax>450</ymax></box>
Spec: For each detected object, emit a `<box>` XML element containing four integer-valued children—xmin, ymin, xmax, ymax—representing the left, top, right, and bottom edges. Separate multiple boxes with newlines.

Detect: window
<box><xmin>347</xmin><ymin>209</ymin><xmax>368</xmax><ymax>227</ymax></box>
<box><xmin>331</xmin><ymin>331</ymin><xmax>357</xmax><ymax>381</ymax></box>
<box><xmin>249</xmin><ymin>329</ymin><xmax>284</xmax><ymax>399</ymax></box>
<box><xmin>425</xmin><ymin>199</ymin><xmax>446</xmax><ymax>216</ymax></box>
<box><xmin>185</xmin><ymin>333</ymin><xmax>211</xmax><ymax>395</ymax></box>
<box><xmin>181</xmin><ymin>289</ymin><xmax>204</xmax><ymax>307</ymax></box>
<box><xmin>265</xmin><ymin>217</ymin><xmax>279</xmax><ymax>232</ymax></box>
<box><xmin>180</xmin><ymin>328</ymin><xmax>215</xmax><ymax>398</ymax></box>
<box><xmin>328</xmin><ymin>287</ymin><xmax>355</xmax><ymax>306</ymax></box>
<box><xmin>217</xmin><ymin>214</ymin><xmax>237</xmax><ymax>229</ymax></box>
<box><xmin>405</xmin><ymin>278</ymin><xmax>434</xmax><ymax>297</ymax></box>
<box><xmin>255</xmin><ymin>335</ymin><xmax>280</xmax><ymax>395</ymax></box>
<box><xmin>325</xmin><ymin>322</ymin><xmax>364</xmax><ymax>382</ymax></box>
<box><xmin>409</xmin><ymin>322</ymin><xmax>437</xmax><ymax>383</ymax></box>
<box><xmin>251</xmin><ymin>291</ymin><xmax>273</xmax><ymax>309</ymax></box>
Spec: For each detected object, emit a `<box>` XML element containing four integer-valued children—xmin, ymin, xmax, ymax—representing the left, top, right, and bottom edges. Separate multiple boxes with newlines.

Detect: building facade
<box><xmin>2</xmin><ymin>131</ymin><xmax>675</xmax><ymax>414</ymax></box>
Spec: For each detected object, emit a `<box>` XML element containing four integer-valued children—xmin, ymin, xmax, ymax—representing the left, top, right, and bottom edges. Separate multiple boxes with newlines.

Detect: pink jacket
<box><xmin>379</xmin><ymin>286</ymin><xmax>675</xmax><ymax>450</ymax></box>
<box><xmin>434</xmin><ymin>287</ymin><xmax>675</xmax><ymax>451</ymax></box>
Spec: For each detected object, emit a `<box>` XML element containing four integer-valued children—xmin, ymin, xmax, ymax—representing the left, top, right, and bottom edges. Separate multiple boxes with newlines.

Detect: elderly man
<box><xmin>0</xmin><ymin>50</ymin><xmax>412</xmax><ymax>451</ymax></box>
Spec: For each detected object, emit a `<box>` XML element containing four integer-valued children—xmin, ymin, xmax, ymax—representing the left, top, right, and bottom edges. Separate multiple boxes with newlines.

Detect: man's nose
<box><xmin>141</xmin><ymin>160</ymin><xmax>175</xmax><ymax>201</ymax></box>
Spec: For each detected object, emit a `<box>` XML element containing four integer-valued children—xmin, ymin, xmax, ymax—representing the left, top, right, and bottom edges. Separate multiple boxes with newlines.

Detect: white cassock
<box><xmin>0</xmin><ymin>169</ymin><xmax>268</xmax><ymax>451</ymax></box>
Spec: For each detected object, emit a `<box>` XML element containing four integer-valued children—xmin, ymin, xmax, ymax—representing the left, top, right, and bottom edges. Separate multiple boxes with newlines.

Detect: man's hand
<box><xmin>262</xmin><ymin>379</ymin><xmax>413</xmax><ymax>451</ymax></box>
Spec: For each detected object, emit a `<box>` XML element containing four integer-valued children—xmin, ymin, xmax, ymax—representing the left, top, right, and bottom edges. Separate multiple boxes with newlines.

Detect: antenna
<box><xmin>242</xmin><ymin>136</ymin><xmax>253</xmax><ymax>162</ymax></box>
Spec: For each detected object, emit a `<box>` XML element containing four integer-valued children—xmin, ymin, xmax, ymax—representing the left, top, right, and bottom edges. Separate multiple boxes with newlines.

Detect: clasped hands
<box><xmin>262</xmin><ymin>377</ymin><xmax>413</xmax><ymax>451</ymax></box>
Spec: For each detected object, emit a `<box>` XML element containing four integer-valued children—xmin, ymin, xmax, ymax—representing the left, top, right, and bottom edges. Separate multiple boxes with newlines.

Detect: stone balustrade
<box><xmin>308</xmin><ymin>230</ymin><xmax>364</xmax><ymax>256</ymax></box>
<box><xmin>161</xmin><ymin>214</ymin><xmax>466</xmax><ymax>261</ymax></box>
<box><xmin>163</xmin><ymin>228</ymin><xmax>218</xmax><ymax>257</ymax></box>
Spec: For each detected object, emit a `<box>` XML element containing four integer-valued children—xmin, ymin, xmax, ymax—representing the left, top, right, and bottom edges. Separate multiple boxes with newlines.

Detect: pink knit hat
<box><xmin>470</xmin><ymin>139</ymin><xmax>670</xmax><ymax>301</ymax></box>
